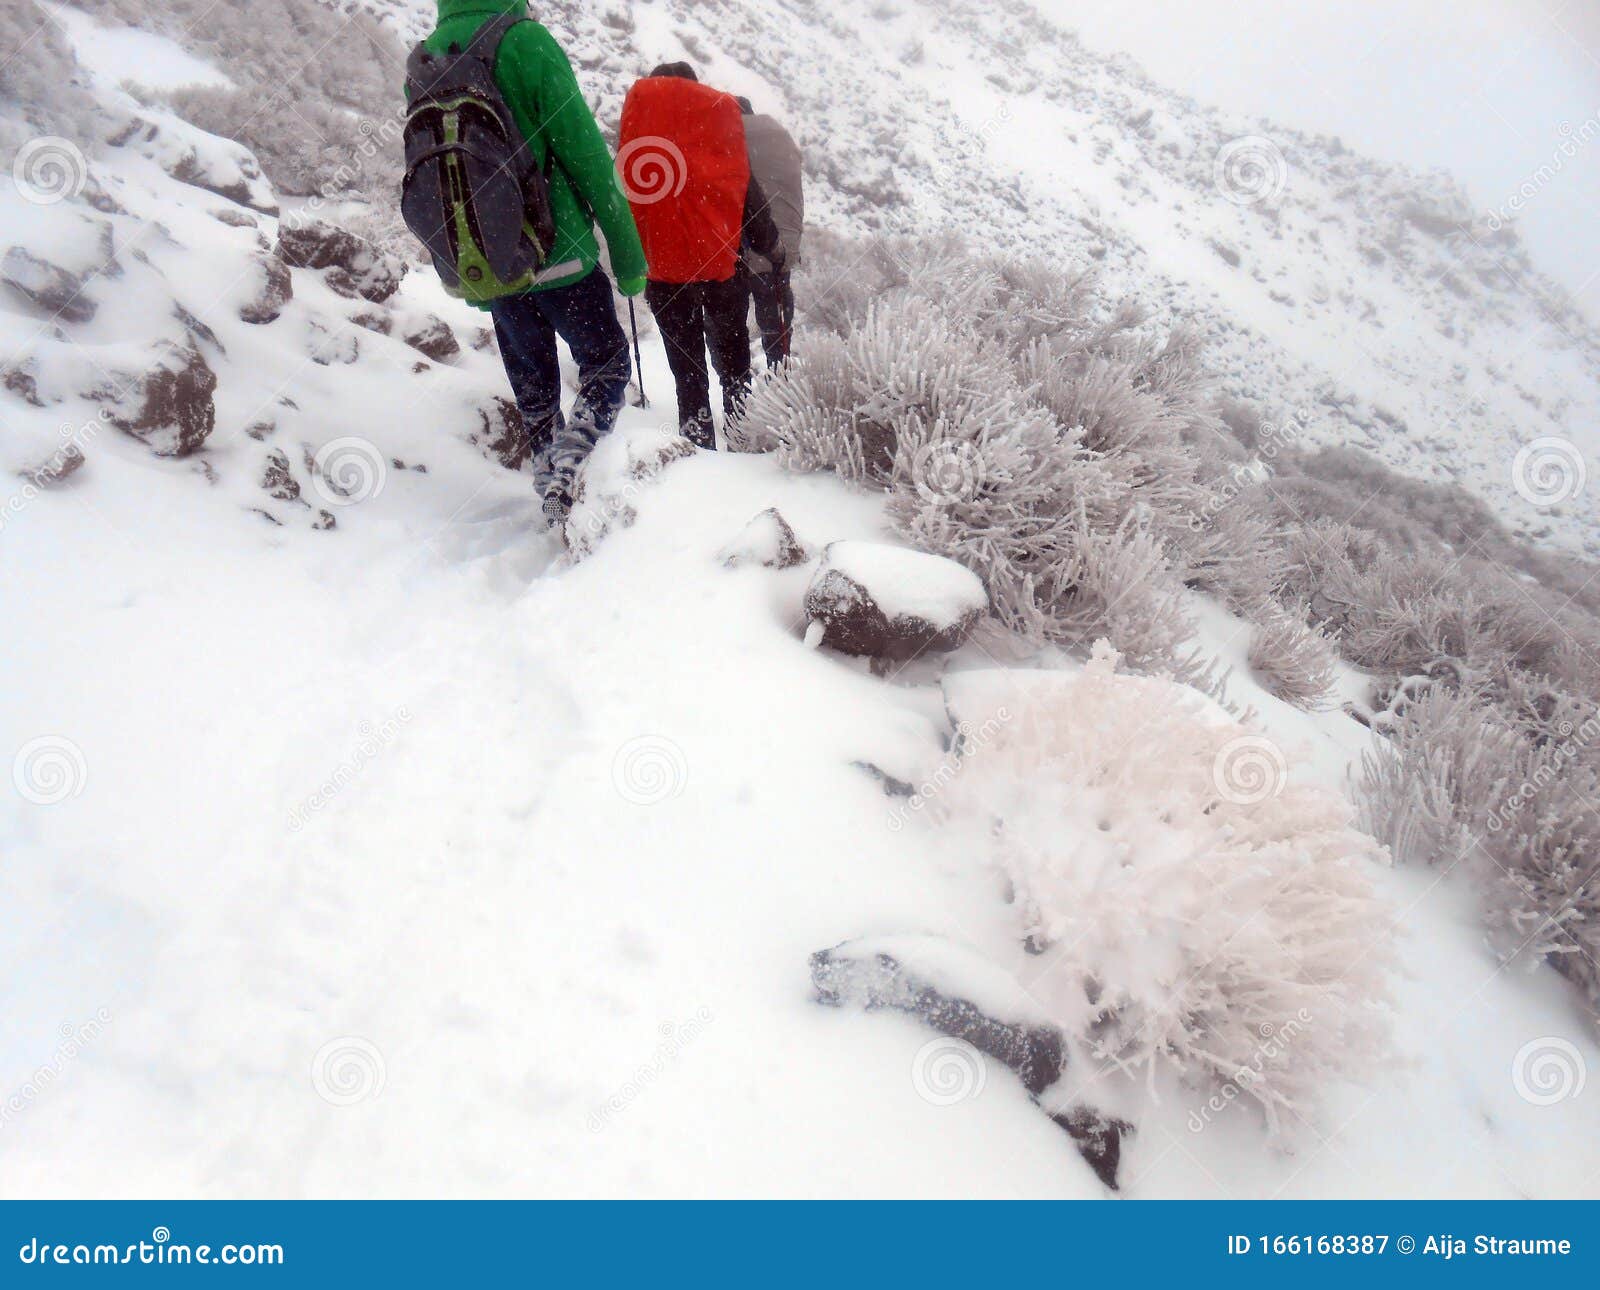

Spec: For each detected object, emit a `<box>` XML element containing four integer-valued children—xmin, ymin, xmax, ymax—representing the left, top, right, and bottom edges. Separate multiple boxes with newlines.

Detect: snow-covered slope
<box><xmin>2</xmin><ymin>0</ymin><xmax>1598</xmax><ymax>1199</ymax></box>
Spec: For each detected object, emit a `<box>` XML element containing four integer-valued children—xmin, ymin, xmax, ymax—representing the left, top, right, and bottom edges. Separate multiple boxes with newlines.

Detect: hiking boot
<box><xmin>682</xmin><ymin>410</ymin><xmax>716</xmax><ymax>450</ymax></box>
<box><xmin>542</xmin><ymin>488</ymin><xmax>571</xmax><ymax>528</ymax></box>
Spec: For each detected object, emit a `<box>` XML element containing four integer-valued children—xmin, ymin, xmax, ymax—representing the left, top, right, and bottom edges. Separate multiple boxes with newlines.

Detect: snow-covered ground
<box><xmin>2</xmin><ymin>0</ymin><xmax>1598</xmax><ymax>1199</ymax></box>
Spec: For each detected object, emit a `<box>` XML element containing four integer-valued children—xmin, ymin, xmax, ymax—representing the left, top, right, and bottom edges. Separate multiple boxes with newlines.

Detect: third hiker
<box><xmin>736</xmin><ymin>96</ymin><xmax>803</xmax><ymax>369</ymax></box>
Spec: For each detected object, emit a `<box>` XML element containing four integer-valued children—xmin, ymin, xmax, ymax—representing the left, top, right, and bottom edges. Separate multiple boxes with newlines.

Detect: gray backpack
<box><xmin>401</xmin><ymin>15</ymin><xmax>557</xmax><ymax>302</ymax></box>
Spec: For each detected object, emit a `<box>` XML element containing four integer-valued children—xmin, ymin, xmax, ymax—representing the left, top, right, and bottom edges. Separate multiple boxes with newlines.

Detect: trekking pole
<box><xmin>628</xmin><ymin>298</ymin><xmax>649</xmax><ymax>409</ymax></box>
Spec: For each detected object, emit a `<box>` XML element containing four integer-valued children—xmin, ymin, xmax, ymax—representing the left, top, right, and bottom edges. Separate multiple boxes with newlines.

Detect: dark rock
<box><xmin>3</xmin><ymin>364</ymin><xmax>47</xmax><ymax>407</ymax></box>
<box><xmin>244</xmin><ymin>419</ymin><xmax>276</xmax><ymax>441</ymax></box>
<box><xmin>803</xmin><ymin>543</ymin><xmax>986</xmax><ymax>662</ymax></box>
<box><xmin>212</xmin><ymin>207</ymin><xmax>258</xmax><ymax>229</ymax></box>
<box><xmin>166</xmin><ymin>148</ymin><xmax>276</xmax><ymax>215</ymax></box>
<box><xmin>1209</xmin><ymin>238</ymin><xmax>1242</xmax><ymax>268</ymax></box>
<box><xmin>1</xmin><ymin>248</ymin><xmax>95</xmax><ymax>324</ymax></box>
<box><xmin>809</xmin><ymin>938</ymin><xmax>1131</xmax><ymax>1189</ymax></box>
<box><xmin>307</xmin><ymin>320</ymin><xmax>359</xmax><ymax>366</ymax></box>
<box><xmin>277</xmin><ymin>220</ymin><xmax>402</xmax><ymax>303</ymax></box>
<box><xmin>400</xmin><ymin>315</ymin><xmax>459</xmax><ymax>363</ymax></box>
<box><xmin>261</xmin><ymin>448</ymin><xmax>300</xmax><ymax>501</ymax></box>
<box><xmin>1049</xmin><ymin>1108</ymin><xmax>1134</xmax><ymax>1192</ymax></box>
<box><xmin>719</xmin><ymin>507</ymin><xmax>812</xmax><ymax>569</ymax></box>
<box><xmin>174</xmin><ymin>305</ymin><xmax>224</xmax><ymax>355</ymax></box>
<box><xmin>472</xmin><ymin>397</ymin><xmax>531</xmax><ymax>472</ymax></box>
<box><xmin>312</xmin><ymin>509</ymin><xmax>337</xmax><ymax>531</ymax></box>
<box><xmin>92</xmin><ymin>342</ymin><xmax>217</xmax><ymax>457</ymax></box>
<box><xmin>19</xmin><ymin>444</ymin><xmax>86</xmax><ymax>488</ymax></box>
<box><xmin>811</xmin><ymin>943</ymin><xmax>1066</xmax><ymax>1096</ymax></box>
<box><xmin>349</xmin><ymin>308</ymin><xmax>392</xmax><ymax>337</ymax></box>
<box><xmin>851</xmin><ymin>761</ymin><xmax>915</xmax><ymax>798</ymax></box>
<box><xmin>239</xmin><ymin>253</ymin><xmax>292</xmax><ymax>325</ymax></box>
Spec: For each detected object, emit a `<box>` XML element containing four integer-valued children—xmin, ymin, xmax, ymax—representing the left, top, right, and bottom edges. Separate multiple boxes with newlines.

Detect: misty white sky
<box><xmin>1037</xmin><ymin>0</ymin><xmax>1600</xmax><ymax>321</ymax></box>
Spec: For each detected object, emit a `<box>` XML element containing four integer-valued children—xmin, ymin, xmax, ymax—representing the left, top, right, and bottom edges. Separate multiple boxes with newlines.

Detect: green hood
<box><xmin>435</xmin><ymin>0</ymin><xmax>524</xmax><ymax>19</ymax></box>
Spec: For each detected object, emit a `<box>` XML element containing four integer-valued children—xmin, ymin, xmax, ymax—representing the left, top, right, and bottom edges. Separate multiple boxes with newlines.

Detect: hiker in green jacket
<box><xmin>410</xmin><ymin>0</ymin><xmax>649</xmax><ymax>523</ymax></box>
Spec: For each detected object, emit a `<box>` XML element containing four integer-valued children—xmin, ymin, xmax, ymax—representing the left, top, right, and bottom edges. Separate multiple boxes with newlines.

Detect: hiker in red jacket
<box><xmin>618</xmin><ymin>63</ymin><xmax>786</xmax><ymax>448</ymax></box>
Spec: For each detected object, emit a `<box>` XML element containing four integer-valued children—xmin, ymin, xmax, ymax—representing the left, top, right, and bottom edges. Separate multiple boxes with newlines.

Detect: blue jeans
<box><xmin>488</xmin><ymin>267</ymin><xmax>632</xmax><ymax>501</ymax></box>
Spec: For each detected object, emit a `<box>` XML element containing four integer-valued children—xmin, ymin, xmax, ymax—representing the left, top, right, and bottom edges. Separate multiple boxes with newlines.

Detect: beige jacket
<box><xmin>742</xmin><ymin>112</ymin><xmax>804</xmax><ymax>274</ymax></box>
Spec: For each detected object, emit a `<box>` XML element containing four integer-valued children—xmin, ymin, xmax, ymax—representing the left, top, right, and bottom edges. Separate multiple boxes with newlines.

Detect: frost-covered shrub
<box><xmin>942</xmin><ymin>647</ymin><xmax>1396</xmax><ymax>1134</ymax></box>
<box><xmin>1247</xmin><ymin>605</ymin><xmax>1339</xmax><ymax>709</ymax></box>
<box><xmin>0</xmin><ymin>1</ymin><xmax>97</xmax><ymax>154</ymax></box>
<box><xmin>1359</xmin><ymin>687</ymin><xmax>1600</xmax><ymax>1011</ymax></box>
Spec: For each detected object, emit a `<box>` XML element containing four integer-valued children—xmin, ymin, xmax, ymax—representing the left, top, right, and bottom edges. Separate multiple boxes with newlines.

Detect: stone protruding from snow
<box><xmin>91</xmin><ymin>342</ymin><xmax>217</xmax><ymax>458</ymax></box>
<box><xmin>718</xmin><ymin>507</ymin><xmax>812</xmax><ymax>569</ymax></box>
<box><xmin>19</xmin><ymin>444</ymin><xmax>86</xmax><ymax>489</ymax></box>
<box><xmin>1</xmin><ymin>248</ymin><xmax>96</xmax><ymax>324</ymax></box>
<box><xmin>110</xmin><ymin>110</ymin><xmax>277</xmax><ymax>214</ymax></box>
<box><xmin>803</xmin><ymin>541</ymin><xmax>986</xmax><ymax>661</ymax></box>
<box><xmin>237</xmin><ymin>253</ymin><xmax>292</xmax><ymax>324</ymax></box>
<box><xmin>471</xmin><ymin>397</ymin><xmax>530</xmax><ymax>472</ymax></box>
<box><xmin>261</xmin><ymin>449</ymin><xmax>300</xmax><ymax>502</ymax></box>
<box><xmin>276</xmin><ymin>219</ymin><xmax>403</xmax><ymax>304</ymax></box>
<box><xmin>565</xmin><ymin>428</ymin><xmax>698</xmax><ymax>559</ymax></box>
<box><xmin>399</xmin><ymin>314</ymin><xmax>460</xmax><ymax>363</ymax></box>
<box><xmin>810</xmin><ymin>935</ymin><xmax>1132</xmax><ymax>1190</ymax></box>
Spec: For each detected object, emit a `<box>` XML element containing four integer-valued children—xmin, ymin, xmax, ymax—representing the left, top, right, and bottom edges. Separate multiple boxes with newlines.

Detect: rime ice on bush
<box><xmin>940</xmin><ymin>645</ymin><xmax>1396</xmax><ymax>1135</ymax></box>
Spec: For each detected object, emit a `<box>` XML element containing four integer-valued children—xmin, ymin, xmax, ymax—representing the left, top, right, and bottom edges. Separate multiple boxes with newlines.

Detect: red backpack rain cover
<box><xmin>617</xmin><ymin>77</ymin><xmax>750</xmax><ymax>285</ymax></box>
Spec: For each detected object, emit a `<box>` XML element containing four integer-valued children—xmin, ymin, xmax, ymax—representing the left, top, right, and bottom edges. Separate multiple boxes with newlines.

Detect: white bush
<box><xmin>942</xmin><ymin>646</ymin><xmax>1396</xmax><ymax>1135</ymax></box>
<box><xmin>1247</xmin><ymin>604</ymin><xmax>1339</xmax><ymax>709</ymax></box>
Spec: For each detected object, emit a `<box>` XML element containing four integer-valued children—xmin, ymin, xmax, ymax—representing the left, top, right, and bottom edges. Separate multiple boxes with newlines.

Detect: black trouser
<box><xmin>486</xmin><ymin>267</ymin><xmax>631</xmax><ymax>501</ymax></box>
<box><xmin>645</xmin><ymin>275</ymin><xmax>754</xmax><ymax>448</ymax></box>
<box><xmin>748</xmin><ymin>269</ymin><xmax>793</xmax><ymax>368</ymax></box>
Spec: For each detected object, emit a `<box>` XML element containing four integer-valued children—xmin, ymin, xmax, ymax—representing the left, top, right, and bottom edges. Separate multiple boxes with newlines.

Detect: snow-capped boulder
<box><xmin>90</xmin><ymin>342</ymin><xmax>217</xmax><ymax>457</ymax></box>
<box><xmin>1</xmin><ymin>248</ymin><xmax>97</xmax><ymax>324</ymax></box>
<box><xmin>471</xmin><ymin>397</ymin><xmax>530</xmax><ymax>472</ymax></box>
<box><xmin>276</xmin><ymin>219</ymin><xmax>403</xmax><ymax>304</ymax></box>
<box><xmin>307</xmin><ymin>319</ymin><xmax>359</xmax><ymax>366</ymax></box>
<box><xmin>803</xmin><ymin>541</ymin><xmax>986</xmax><ymax>661</ymax></box>
<box><xmin>565</xmin><ymin>429</ymin><xmax>698</xmax><ymax>559</ymax></box>
<box><xmin>237</xmin><ymin>252</ymin><xmax>292</xmax><ymax>325</ymax></box>
<box><xmin>399</xmin><ymin>314</ymin><xmax>459</xmax><ymax>363</ymax></box>
<box><xmin>718</xmin><ymin>507</ymin><xmax>812</xmax><ymax>569</ymax></box>
<box><xmin>112</xmin><ymin>110</ymin><xmax>277</xmax><ymax>215</ymax></box>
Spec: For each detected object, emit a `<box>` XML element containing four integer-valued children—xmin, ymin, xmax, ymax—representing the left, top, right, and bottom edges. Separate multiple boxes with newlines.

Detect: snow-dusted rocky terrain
<box><xmin>2</xmin><ymin>0</ymin><xmax>1597</xmax><ymax>1199</ymax></box>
